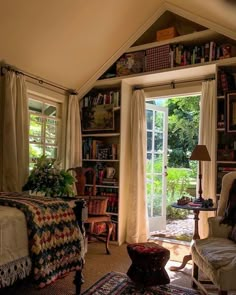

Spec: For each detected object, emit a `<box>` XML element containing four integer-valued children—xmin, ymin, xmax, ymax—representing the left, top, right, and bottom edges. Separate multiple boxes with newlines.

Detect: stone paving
<box><xmin>150</xmin><ymin>214</ymin><xmax>194</xmax><ymax>242</ymax></box>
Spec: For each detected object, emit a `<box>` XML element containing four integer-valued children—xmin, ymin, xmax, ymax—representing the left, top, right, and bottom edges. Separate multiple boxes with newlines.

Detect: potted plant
<box><xmin>22</xmin><ymin>155</ymin><xmax>75</xmax><ymax>197</ymax></box>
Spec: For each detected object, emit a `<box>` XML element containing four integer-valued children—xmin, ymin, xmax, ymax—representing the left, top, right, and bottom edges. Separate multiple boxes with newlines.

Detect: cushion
<box><xmin>229</xmin><ymin>225</ymin><xmax>236</xmax><ymax>242</ymax></box>
<box><xmin>194</xmin><ymin>237</ymin><xmax>236</xmax><ymax>269</ymax></box>
<box><xmin>92</xmin><ymin>222</ymin><xmax>107</xmax><ymax>235</ymax></box>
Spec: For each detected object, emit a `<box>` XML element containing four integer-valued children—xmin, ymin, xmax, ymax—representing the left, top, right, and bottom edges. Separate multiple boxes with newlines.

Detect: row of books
<box><xmin>83</xmin><ymin>138</ymin><xmax>119</xmax><ymax>160</ymax></box>
<box><xmin>101</xmin><ymin>192</ymin><xmax>119</xmax><ymax>213</ymax></box>
<box><xmin>102</xmin><ymin>41</ymin><xmax>235</xmax><ymax>79</ymax></box>
<box><xmin>217</xmin><ymin>70</ymin><xmax>236</xmax><ymax>95</ymax></box>
<box><xmin>102</xmin><ymin>178</ymin><xmax>119</xmax><ymax>186</ymax></box>
<box><xmin>170</xmin><ymin>41</ymin><xmax>222</xmax><ymax>67</ymax></box>
<box><xmin>218</xmin><ymin>167</ymin><xmax>236</xmax><ymax>172</ymax></box>
<box><xmin>82</xmin><ymin>90</ymin><xmax>120</xmax><ymax>108</ymax></box>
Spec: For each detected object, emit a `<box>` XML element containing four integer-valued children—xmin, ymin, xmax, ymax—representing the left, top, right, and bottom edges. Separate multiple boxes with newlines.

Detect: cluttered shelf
<box><xmin>99</xmin><ymin>26</ymin><xmax>236</xmax><ymax>81</ymax></box>
<box><xmin>126</xmin><ymin>29</ymin><xmax>229</xmax><ymax>53</ymax></box>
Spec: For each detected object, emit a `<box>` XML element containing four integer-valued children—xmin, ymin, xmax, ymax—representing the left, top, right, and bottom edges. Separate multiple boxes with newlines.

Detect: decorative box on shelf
<box><xmin>156</xmin><ymin>26</ymin><xmax>177</xmax><ymax>41</ymax></box>
<box><xmin>116</xmin><ymin>51</ymin><xmax>145</xmax><ymax>76</ymax></box>
<box><xmin>145</xmin><ymin>44</ymin><xmax>171</xmax><ymax>72</ymax></box>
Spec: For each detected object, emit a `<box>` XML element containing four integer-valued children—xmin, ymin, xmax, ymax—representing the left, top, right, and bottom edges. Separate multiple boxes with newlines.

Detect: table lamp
<box><xmin>190</xmin><ymin>145</ymin><xmax>211</xmax><ymax>203</ymax></box>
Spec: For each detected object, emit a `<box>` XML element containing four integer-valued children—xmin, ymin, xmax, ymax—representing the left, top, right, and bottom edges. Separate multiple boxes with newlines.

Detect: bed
<box><xmin>0</xmin><ymin>192</ymin><xmax>85</xmax><ymax>293</ymax></box>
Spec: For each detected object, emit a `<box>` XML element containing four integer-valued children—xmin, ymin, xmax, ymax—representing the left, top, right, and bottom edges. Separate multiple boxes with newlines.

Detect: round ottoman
<box><xmin>127</xmin><ymin>242</ymin><xmax>170</xmax><ymax>286</ymax></box>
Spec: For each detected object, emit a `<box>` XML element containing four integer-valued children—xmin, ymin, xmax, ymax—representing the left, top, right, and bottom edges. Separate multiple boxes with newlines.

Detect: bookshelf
<box><xmin>216</xmin><ymin>64</ymin><xmax>236</xmax><ymax>195</ymax></box>
<box><xmin>80</xmin><ymin>19</ymin><xmax>236</xmax><ymax>242</ymax></box>
<box><xmin>80</xmin><ymin>86</ymin><xmax>121</xmax><ymax>243</ymax></box>
<box><xmin>100</xmin><ymin>27</ymin><xmax>236</xmax><ymax>80</ymax></box>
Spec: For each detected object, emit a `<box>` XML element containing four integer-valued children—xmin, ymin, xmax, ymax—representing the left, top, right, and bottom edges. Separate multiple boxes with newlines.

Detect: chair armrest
<box><xmin>208</xmin><ymin>216</ymin><xmax>232</xmax><ymax>238</ymax></box>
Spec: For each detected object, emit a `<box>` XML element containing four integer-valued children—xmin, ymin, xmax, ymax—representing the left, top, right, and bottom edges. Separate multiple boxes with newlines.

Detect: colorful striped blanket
<box><xmin>0</xmin><ymin>192</ymin><xmax>84</xmax><ymax>288</ymax></box>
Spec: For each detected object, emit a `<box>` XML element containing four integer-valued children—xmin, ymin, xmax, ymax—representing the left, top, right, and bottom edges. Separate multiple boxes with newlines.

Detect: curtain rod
<box><xmin>1</xmin><ymin>64</ymin><xmax>78</xmax><ymax>95</ymax></box>
<box><xmin>133</xmin><ymin>76</ymin><xmax>215</xmax><ymax>91</ymax></box>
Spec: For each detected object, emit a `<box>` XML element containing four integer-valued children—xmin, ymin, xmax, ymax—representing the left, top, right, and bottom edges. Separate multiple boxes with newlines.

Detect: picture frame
<box><xmin>82</xmin><ymin>104</ymin><xmax>114</xmax><ymax>131</ymax></box>
<box><xmin>225</xmin><ymin>91</ymin><xmax>236</xmax><ymax>133</ymax></box>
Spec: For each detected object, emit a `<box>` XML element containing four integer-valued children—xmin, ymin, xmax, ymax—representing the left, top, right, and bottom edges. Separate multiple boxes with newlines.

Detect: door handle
<box><xmin>164</xmin><ymin>165</ymin><xmax>168</xmax><ymax>177</ymax></box>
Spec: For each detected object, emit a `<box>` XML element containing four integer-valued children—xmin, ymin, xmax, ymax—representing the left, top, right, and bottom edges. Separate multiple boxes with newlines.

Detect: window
<box><xmin>28</xmin><ymin>95</ymin><xmax>62</xmax><ymax>169</ymax></box>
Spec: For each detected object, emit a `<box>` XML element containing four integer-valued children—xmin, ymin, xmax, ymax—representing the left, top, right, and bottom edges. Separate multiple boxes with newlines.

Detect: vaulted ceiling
<box><xmin>0</xmin><ymin>0</ymin><xmax>236</xmax><ymax>94</ymax></box>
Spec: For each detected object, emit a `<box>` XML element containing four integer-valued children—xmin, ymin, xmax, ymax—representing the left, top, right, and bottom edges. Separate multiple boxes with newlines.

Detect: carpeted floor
<box><xmin>1</xmin><ymin>241</ymin><xmax>234</xmax><ymax>295</ymax></box>
<box><xmin>81</xmin><ymin>271</ymin><xmax>200</xmax><ymax>295</ymax></box>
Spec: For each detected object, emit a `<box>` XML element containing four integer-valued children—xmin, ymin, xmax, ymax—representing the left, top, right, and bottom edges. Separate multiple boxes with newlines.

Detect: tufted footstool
<box><xmin>127</xmin><ymin>242</ymin><xmax>170</xmax><ymax>286</ymax></box>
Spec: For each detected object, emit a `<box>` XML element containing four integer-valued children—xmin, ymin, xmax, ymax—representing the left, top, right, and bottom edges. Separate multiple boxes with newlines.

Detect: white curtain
<box><xmin>199</xmin><ymin>80</ymin><xmax>216</xmax><ymax>238</ymax></box>
<box><xmin>65</xmin><ymin>94</ymin><xmax>82</xmax><ymax>169</ymax></box>
<box><xmin>0</xmin><ymin>71</ymin><xmax>29</xmax><ymax>191</ymax></box>
<box><xmin>126</xmin><ymin>89</ymin><xmax>149</xmax><ymax>243</ymax></box>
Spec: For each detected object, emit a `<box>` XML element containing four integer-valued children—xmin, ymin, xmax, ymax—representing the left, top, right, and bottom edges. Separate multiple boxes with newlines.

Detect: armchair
<box><xmin>191</xmin><ymin>172</ymin><xmax>236</xmax><ymax>295</ymax></box>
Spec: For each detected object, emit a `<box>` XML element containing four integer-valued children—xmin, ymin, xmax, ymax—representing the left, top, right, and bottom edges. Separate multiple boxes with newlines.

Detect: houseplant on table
<box><xmin>22</xmin><ymin>155</ymin><xmax>75</xmax><ymax>197</ymax></box>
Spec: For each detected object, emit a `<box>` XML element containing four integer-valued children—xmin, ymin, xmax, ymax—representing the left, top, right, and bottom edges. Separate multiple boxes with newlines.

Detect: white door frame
<box><xmin>146</xmin><ymin>103</ymin><xmax>168</xmax><ymax>232</ymax></box>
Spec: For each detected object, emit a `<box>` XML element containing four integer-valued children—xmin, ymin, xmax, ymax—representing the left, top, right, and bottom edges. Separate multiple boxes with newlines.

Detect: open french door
<box><xmin>146</xmin><ymin>103</ymin><xmax>168</xmax><ymax>232</ymax></box>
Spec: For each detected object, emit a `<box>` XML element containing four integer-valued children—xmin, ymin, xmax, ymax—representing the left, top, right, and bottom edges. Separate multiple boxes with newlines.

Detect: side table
<box><xmin>169</xmin><ymin>202</ymin><xmax>217</xmax><ymax>271</ymax></box>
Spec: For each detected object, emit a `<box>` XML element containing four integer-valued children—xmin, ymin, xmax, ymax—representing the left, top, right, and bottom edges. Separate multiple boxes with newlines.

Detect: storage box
<box><xmin>116</xmin><ymin>51</ymin><xmax>145</xmax><ymax>76</ymax></box>
<box><xmin>145</xmin><ymin>44</ymin><xmax>171</xmax><ymax>72</ymax></box>
<box><xmin>156</xmin><ymin>27</ymin><xmax>177</xmax><ymax>41</ymax></box>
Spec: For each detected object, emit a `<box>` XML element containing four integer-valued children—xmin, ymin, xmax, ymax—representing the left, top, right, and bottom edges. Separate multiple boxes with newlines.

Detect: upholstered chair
<box><xmin>191</xmin><ymin>171</ymin><xmax>236</xmax><ymax>295</ymax></box>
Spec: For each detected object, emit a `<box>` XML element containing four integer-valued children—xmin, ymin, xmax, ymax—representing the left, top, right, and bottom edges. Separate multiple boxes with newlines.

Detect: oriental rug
<box><xmin>81</xmin><ymin>271</ymin><xmax>201</xmax><ymax>295</ymax></box>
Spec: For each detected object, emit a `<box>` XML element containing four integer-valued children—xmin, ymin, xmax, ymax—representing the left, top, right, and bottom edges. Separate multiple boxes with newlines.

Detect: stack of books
<box><xmin>102</xmin><ymin>178</ymin><xmax>119</xmax><ymax>186</ymax></box>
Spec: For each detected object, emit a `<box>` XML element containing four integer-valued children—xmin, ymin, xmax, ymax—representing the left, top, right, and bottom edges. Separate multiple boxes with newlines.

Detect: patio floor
<box><xmin>150</xmin><ymin>214</ymin><xmax>194</xmax><ymax>242</ymax></box>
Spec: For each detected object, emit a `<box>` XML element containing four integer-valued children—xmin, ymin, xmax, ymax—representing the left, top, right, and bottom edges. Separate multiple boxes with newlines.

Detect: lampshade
<box><xmin>190</xmin><ymin>145</ymin><xmax>211</xmax><ymax>161</ymax></box>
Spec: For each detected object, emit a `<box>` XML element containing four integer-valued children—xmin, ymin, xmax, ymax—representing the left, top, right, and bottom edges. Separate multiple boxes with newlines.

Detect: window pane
<box><xmin>153</xmin><ymin>174</ymin><xmax>162</xmax><ymax>195</ymax></box>
<box><xmin>47</xmin><ymin>118</ymin><xmax>57</xmax><ymax>125</ymax></box>
<box><xmin>29</xmin><ymin>100</ymin><xmax>43</xmax><ymax>114</ymax></box>
<box><xmin>29</xmin><ymin>136</ymin><xmax>42</xmax><ymax>144</ymax></box>
<box><xmin>45</xmin><ymin>138</ymin><xmax>57</xmax><ymax>144</ymax></box>
<box><xmin>152</xmin><ymin>175</ymin><xmax>163</xmax><ymax>216</ymax></box>
<box><xmin>147</xmin><ymin>153</ymin><xmax>152</xmax><ymax>161</ymax></box>
<box><xmin>45</xmin><ymin>146</ymin><xmax>57</xmax><ymax>158</ymax></box>
<box><xmin>155</xmin><ymin>111</ymin><xmax>163</xmax><ymax>129</ymax></box>
<box><xmin>44</xmin><ymin>104</ymin><xmax>57</xmax><ymax>117</ymax></box>
<box><xmin>154</xmin><ymin>132</ymin><xmax>163</xmax><ymax>152</ymax></box>
<box><xmin>46</xmin><ymin>122</ymin><xmax>57</xmax><ymax>138</ymax></box>
<box><xmin>153</xmin><ymin>154</ymin><xmax>163</xmax><ymax>173</ymax></box>
<box><xmin>146</xmin><ymin>109</ymin><xmax>153</xmax><ymax>130</ymax></box>
<box><xmin>28</xmin><ymin>97</ymin><xmax>61</xmax><ymax>170</ymax></box>
<box><xmin>29</xmin><ymin>144</ymin><xmax>43</xmax><ymax>159</ymax></box>
<box><xmin>147</xmin><ymin>131</ymin><xmax>152</xmax><ymax>151</ymax></box>
<box><xmin>29</xmin><ymin>115</ymin><xmax>43</xmax><ymax>137</ymax></box>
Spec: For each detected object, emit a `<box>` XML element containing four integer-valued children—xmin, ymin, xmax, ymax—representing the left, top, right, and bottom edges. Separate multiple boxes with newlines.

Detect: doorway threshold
<box><xmin>149</xmin><ymin>236</ymin><xmax>191</xmax><ymax>247</ymax></box>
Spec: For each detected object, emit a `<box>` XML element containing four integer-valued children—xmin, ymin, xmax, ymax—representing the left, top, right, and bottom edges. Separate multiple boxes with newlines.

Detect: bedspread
<box><xmin>0</xmin><ymin>192</ymin><xmax>84</xmax><ymax>288</ymax></box>
<box><xmin>0</xmin><ymin>206</ymin><xmax>31</xmax><ymax>287</ymax></box>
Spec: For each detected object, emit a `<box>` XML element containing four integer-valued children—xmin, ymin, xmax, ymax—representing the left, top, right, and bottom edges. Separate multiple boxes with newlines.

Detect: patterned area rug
<box><xmin>82</xmin><ymin>271</ymin><xmax>201</xmax><ymax>295</ymax></box>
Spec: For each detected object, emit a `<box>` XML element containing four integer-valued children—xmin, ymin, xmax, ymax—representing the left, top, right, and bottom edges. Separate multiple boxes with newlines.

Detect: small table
<box><xmin>169</xmin><ymin>202</ymin><xmax>217</xmax><ymax>271</ymax></box>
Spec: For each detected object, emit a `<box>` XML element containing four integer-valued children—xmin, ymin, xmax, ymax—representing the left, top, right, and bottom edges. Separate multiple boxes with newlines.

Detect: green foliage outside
<box><xmin>147</xmin><ymin>95</ymin><xmax>200</xmax><ymax>220</ymax></box>
<box><xmin>166</xmin><ymin>167</ymin><xmax>191</xmax><ymax>219</ymax></box>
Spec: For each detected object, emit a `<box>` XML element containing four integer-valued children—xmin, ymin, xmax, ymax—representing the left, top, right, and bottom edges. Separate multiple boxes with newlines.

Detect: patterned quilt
<box><xmin>0</xmin><ymin>192</ymin><xmax>84</xmax><ymax>288</ymax></box>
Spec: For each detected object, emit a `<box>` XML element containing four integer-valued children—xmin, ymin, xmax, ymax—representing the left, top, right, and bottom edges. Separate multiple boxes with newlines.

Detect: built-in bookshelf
<box><xmin>80</xmin><ymin>15</ymin><xmax>236</xmax><ymax>242</ymax></box>
<box><xmin>80</xmin><ymin>86</ymin><xmax>121</xmax><ymax>242</ymax></box>
<box><xmin>100</xmin><ymin>28</ymin><xmax>236</xmax><ymax>80</ymax></box>
<box><xmin>216</xmin><ymin>64</ymin><xmax>236</xmax><ymax>195</ymax></box>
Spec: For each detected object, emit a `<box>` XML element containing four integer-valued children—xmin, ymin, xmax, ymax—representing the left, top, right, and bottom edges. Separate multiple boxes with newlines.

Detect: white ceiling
<box><xmin>0</xmin><ymin>0</ymin><xmax>236</xmax><ymax>93</ymax></box>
